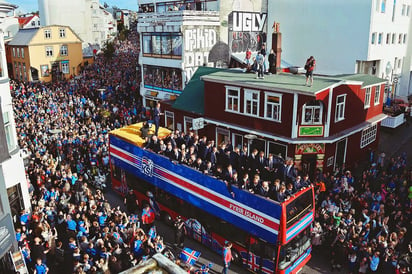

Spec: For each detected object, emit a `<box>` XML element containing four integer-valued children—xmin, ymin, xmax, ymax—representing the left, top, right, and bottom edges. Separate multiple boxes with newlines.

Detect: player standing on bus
<box><xmin>222</xmin><ymin>241</ymin><xmax>233</xmax><ymax>274</ymax></box>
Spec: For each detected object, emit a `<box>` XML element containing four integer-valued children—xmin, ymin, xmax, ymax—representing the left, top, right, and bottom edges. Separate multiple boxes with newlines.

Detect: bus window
<box><xmin>250</xmin><ymin>238</ymin><xmax>276</xmax><ymax>261</ymax></box>
<box><xmin>286</xmin><ymin>189</ymin><xmax>313</xmax><ymax>228</ymax></box>
<box><xmin>156</xmin><ymin>189</ymin><xmax>182</xmax><ymax>213</ymax></box>
<box><xmin>278</xmin><ymin>227</ymin><xmax>311</xmax><ymax>270</ymax></box>
<box><xmin>218</xmin><ymin>220</ymin><xmax>248</xmax><ymax>246</ymax></box>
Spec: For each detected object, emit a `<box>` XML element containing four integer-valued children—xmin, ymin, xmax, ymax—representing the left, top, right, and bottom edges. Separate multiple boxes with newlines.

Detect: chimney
<box><xmin>271</xmin><ymin>22</ymin><xmax>282</xmax><ymax>74</ymax></box>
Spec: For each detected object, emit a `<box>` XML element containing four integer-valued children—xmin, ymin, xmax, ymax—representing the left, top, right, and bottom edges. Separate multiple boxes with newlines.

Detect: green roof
<box><xmin>173</xmin><ymin>68</ymin><xmax>387</xmax><ymax>113</ymax></box>
<box><xmin>202</xmin><ymin>70</ymin><xmax>342</xmax><ymax>94</ymax></box>
<box><xmin>336</xmin><ymin>74</ymin><xmax>387</xmax><ymax>88</ymax></box>
<box><xmin>172</xmin><ymin>67</ymin><xmax>223</xmax><ymax>114</ymax></box>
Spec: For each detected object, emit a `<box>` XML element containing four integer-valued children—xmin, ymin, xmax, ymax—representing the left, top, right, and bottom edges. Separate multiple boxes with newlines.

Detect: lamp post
<box><xmin>385</xmin><ymin>61</ymin><xmax>392</xmax><ymax>104</ymax></box>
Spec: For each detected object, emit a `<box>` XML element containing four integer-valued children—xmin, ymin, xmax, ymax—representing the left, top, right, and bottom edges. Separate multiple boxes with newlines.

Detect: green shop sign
<box><xmin>299</xmin><ymin>126</ymin><xmax>324</xmax><ymax>137</ymax></box>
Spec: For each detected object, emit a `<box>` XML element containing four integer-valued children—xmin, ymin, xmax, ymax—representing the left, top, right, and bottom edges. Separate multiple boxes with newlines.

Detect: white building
<box><xmin>0</xmin><ymin>1</ymin><xmax>26</xmax><ymax>270</ymax></box>
<box><xmin>267</xmin><ymin>0</ymin><xmax>412</xmax><ymax>99</ymax></box>
<box><xmin>18</xmin><ymin>14</ymin><xmax>41</xmax><ymax>29</ymax></box>
<box><xmin>137</xmin><ymin>0</ymin><xmax>267</xmax><ymax>108</ymax></box>
<box><xmin>38</xmin><ymin>0</ymin><xmax>117</xmax><ymax>49</ymax></box>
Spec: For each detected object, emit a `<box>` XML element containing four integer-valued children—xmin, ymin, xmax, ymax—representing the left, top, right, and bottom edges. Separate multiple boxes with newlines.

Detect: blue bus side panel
<box><xmin>110</xmin><ymin>135</ymin><xmax>281</xmax><ymax>244</ymax></box>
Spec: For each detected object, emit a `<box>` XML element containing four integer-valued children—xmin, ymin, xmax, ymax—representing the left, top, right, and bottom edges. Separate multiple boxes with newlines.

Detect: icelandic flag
<box><xmin>179</xmin><ymin>247</ymin><xmax>201</xmax><ymax>266</ymax></box>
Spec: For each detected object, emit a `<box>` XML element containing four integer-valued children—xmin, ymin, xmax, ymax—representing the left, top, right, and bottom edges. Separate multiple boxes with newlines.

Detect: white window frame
<box><xmin>244</xmin><ymin>89</ymin><xmax>260</xmax><ymax>117</ymax></box>
<box><xmin>386</xmin><ymin>33</ymin><xmax>390</xmax><ymax>44</ymax></box>
<box><xmin>61</xmin><ymin>62</ymin><xmax>70</xmax><ymax>74</ymax></box>
<box><xmin>374</xmin><ymin>85</ymin><xmax>381</xmax><ymax>105</ymax></box>
<box><xmin>16</xmin><ymin>48</ymin><xmax>20</xmax><ymax>58</ymax></box>
<box><xmin>3</xmin><ymin>111</ymin><xmax>16</xmax><ymax>152</ymax></box>
<box><xmin>364</xmin><ymin>87</ymin><xmax>371</xmax><ymax>108</ymax></box>
<box><xmin>378</xmin><ymin>32</ymin><xmax>382</xmax><ymax>44</ymax></box>
<box><xmin>21</xmin><ymin>48</ymin><xmax>24</xmax><ymax>58</ymax></box>
<box><xmin>184</xmin><ymin>116</ymin><xmax>194</xmax><ymax>133</ymax></box>
<box><xmin>360</xmin><ymin>124</ymin><xmax>377</xmax><ymax>148</ymax></box>
<box><xmin>12</xmin><ymin>48</ymin><xmax>15</xmax><ymax>57</ymax></box>
<box><xmin>335</xmin><ymin>94</ymin><xmax>346</xmax><ymax>122</ymax></box>
<box><xmin>403</xmin><ymin>33</ymin><xmax>407</xmax><ymax>44</ymax></box>
<box><xmin>392</xmin><ymin>33</ymin><xmax>396</xmax><ymax>44</ymax></box>
<box><xmin>45</xmin><ymin>46</ymin><xmax>53</xmax><ymax>57</ymax></box>
<box><xmin>44</xmin><ymin>29</ymin><xmax>51</xmax><ymax>39</ymax></box>
<box><xmin>381</xmin><ymin>0</ymin><xmax>386</xmax><ymax>13</ymax></box>
<box><xmin>164</xmin><ymin>110</ymin><xmax>175</xmax><ymax>130</ymax></box>
<box><xmin>302</xmin><ymin>102</ymin><xmax>323</xmax><ymax>125</ymax></box>
<box><xmin>371</xmin><ymin>32</ymin><xmax>377</xmax><ymax>44</ymax></box>
<box><xmin>264</xmin><ymin>92</ymin><xmax>282</xmax><ymax>122</ymax></box>
<box><xmin>225</xmin><ymin>86</ymin><xmax>240</xmax><ymax>113</ymax></box>
<box><xmin>60</xmin><ymin>45</ymin><xmax>68</xmax><ymax>56</ymax></box>
<box><xmin>59</xmin><ymin>28</ymin><xmax>66</xmax><ymax>38</ymax></box>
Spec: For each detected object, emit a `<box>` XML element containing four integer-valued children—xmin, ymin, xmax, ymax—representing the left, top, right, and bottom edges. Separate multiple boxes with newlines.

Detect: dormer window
<box><xmin>302</xmin><ymin>100</ymin><xmax>323</xmax><ymax>125</ymax></box>
<box><xmin>44</xmin><ymin>29</ymin><xmax>51</xmax><ymax>39</ymax></box>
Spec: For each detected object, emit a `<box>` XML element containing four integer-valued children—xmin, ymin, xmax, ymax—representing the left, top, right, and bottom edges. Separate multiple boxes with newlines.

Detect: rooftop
<box><xmin>202</xmin><ymin>69</ymin><xmax>386</xmax><ymax>94</ymax></box>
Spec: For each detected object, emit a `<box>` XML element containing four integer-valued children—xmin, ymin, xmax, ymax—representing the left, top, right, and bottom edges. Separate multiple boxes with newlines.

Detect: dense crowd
<box><xmin>10</xmin><ymin>23</ymin><xmax>170</xmax><ymax>274</ymax></box>
<box><xmin>311</xmin><ymin>155</ymin><xmax>412</xmax><ymax>273</ymax></box>
<box><xmin>7</xmin><ymin>18</ymin><xmax>412</xmax><ymax>274</ymax></box>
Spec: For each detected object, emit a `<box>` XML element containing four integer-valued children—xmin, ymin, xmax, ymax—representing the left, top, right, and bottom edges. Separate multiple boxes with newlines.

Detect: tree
<box><xmin>102</xmin><ymin>41</ymin><xmax>115</xmax><ymax>60</ymax></box>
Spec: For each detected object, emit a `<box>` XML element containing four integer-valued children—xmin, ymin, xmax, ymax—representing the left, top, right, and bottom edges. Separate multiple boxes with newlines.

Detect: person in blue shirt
<box><xmin>369</xmin><ymin>251</ymin><xmax>380</xmax><ymax>272</ymax></box>
<box><xmin>34</xmin><ymin>258</ymin><xmax>49</xmax><ymax>274</ymax></box>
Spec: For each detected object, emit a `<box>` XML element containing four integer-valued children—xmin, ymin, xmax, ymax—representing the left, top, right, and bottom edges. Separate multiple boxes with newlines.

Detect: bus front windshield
<box><xmin>278</xmin><ymin>227</ymin><xmax>311</xmax><ymax>270</ymax></box>
<box><xmin>286</xmin><ymin>188</ymin><xmax>313</xmax><ymax>228</ymax></box>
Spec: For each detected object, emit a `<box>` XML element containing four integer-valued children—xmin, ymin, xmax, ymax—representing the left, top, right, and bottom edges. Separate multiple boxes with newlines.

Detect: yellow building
<box><xmin>6</xmin><ymin>25</ymin><xmax>83</xmax><ymax>82</ymax></box>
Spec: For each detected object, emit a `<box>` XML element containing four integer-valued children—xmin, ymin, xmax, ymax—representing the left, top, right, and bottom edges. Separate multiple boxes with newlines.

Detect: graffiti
<box><xmin>183</xmin><ymin>27</ymin><xmax>218</xmax><ymax>80</ymax></box>
<box><xmin>228</xmin><ymin>12</ymin><xmax>267</xmax><ymax>53</ymax></box>
<box><xmin>231</xmin><ymin>12</ymin><xmax>267</xmax><ymax>32</ymax></box>
<box><xmin>231</xmin><ymin>32</ymin><xmax>264</xmax><ymax>53</ymax></box>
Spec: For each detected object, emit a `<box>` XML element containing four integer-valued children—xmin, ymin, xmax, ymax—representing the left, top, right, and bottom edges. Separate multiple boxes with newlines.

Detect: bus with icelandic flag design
<box><xmin>110</xmin><ymin>123</ymin><xmax>315</xmax><ymax>274</ymax></box>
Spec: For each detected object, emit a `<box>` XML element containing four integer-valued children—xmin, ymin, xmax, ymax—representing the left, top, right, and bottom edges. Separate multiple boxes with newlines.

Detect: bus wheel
<box><xmin>231</xmin><ymin>248</ymin><xmax>242</xmax><ymax>265</ymax></box>
<box><xmin>161</xmin><ymin>211</ymin><xmax>173</xmax><ymax>226</ymax></box>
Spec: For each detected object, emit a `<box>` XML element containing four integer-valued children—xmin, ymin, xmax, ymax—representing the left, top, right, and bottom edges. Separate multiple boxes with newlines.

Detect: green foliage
<box><xmin>102</xmin><ymin>41</ymin><xmax>115</xmax><ymax>60</ymax></box>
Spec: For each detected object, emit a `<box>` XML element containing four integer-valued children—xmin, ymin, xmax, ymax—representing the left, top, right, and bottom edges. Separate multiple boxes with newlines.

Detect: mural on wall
<box><xmin>183</xmin><ymin>25</ymin><xmax>219</xmax><ymax>81</ymax></box>
<box><xmin>228</xmin><ymin>11</ymin><xmax>267</xmax><ymax>53</ymax></box>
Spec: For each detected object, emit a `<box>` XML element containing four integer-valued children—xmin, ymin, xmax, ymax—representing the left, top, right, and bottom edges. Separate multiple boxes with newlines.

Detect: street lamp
<box><xmin>385</xmin><ymin>61</ymin><xmax>392</xmax><ymax>105</ymax></box>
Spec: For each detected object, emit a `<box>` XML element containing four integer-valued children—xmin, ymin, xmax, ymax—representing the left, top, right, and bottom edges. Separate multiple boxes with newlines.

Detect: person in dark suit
<box><xmin>257</xmin><ymin>151</ymin><xmax>267</xmax><ymax>174</ymax></box>
<box><xmin>248</xmin><ymin>149</ymin><xmax>259</xmax><ymax>174</ymax></box>
<box><xmin>207</xmin><ymin>146</ymin><xmax>219</xmax><ymax>167</ymax></box>
<box><xmin>285</xmin><ymin>159</ymin><xmax>298</xmax><ymax>184</ymax></box>
<box><xmin>203</xmin><ymin>161</ymin><xmax>215</xmax><ymax>177</ymax></box>
<box><xmin>257</xmin><ymin>181</ymin><xmax>271</xmax><ymax>198</ymax></box>
<box><xmin>239</xmin><ymin>145</ymin><xmax>249</xmax><ymax>172</ymax></box>
<box><xmin>229</xmin><ymin>147</ymin><xmax>241</xmax><ymax>172</ymax></box>
<box><xmin>153</xmin><ymin>103</ymin><xmax>163</xmax><ymax>136</ymax></box>
<box><xmin>170</xmin><ymin>147</ymin><xmax>182</xmax><ymax>162</ymax></box>
<box><xmin>223</xmin><ymin>164</ymin><xmax>237</xmax><ymax>182</ymax></box>
<box><xmin>249</xmin><ymin>174</ymin><xmax>262</xmax><ymax>194</ymax></box>
<box><xmin>238</xmin><ymin>173</ymin><xmax>250</xmax><ymax>190</ymax></box>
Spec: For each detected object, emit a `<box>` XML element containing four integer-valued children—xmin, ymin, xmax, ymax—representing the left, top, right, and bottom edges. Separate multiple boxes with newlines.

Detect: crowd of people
<box><xmin>311</xmin><ymin>154</ymin><xmax>412</xmax><ymax>273</ymax></box>
<box><xmin>144</xmin><ymin>131</ymin><xmax>309</xmax><ymax>202</ymax></box>
<box><xmin>7</xmin><ymin>16</ymin><xmax>412</xmax><ymax>274</ymax></box>
<box><xmin>10</xmin><ymin>22</ymin><xmax>175</xmax><ymax>274</ymax></box>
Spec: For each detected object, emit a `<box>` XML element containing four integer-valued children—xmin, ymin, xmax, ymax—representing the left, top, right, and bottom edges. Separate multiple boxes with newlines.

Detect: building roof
<box><xmin>335</xmin><ymin>74</ymin><xmax>387</xmax><ymax>88</ymax></box>
<box><xmin>8</xmin><ymin>25</ymin><xmax>83</xmax><ymax>46</ymax></box>
<box><xmin>172</xmin><ymin>67</ymin><xmax>223</xmax><ymax>115</ymax></box>
<box><xmin>7</xmin><ymin>28</ymin><xmax>38</xmax><ymax>46</ymax></box>
<box><xmin>17</xmin><ymin>15</ymin><xmax>35</xmax><ymax>27</ymax></box>
<box><xmin>173</xmin><ymin>68</ymin><xmax>387</xmax><ymax>114</ymax></box>
<box><xmin>202</xmin><ymin>70</ymin><xmax>387</xmax><ymax>94</ymax></box>
<box><xmin>202</xmin><ymin>69</ymin><xmax>342</xmax><ymax>94</ymax></box>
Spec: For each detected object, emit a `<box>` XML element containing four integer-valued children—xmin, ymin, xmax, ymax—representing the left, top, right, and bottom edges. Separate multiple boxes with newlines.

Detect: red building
<box><xmin>162</xmin><ymin>67</ymin><xmax>387</xmax><ymax>176</ymax></box>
